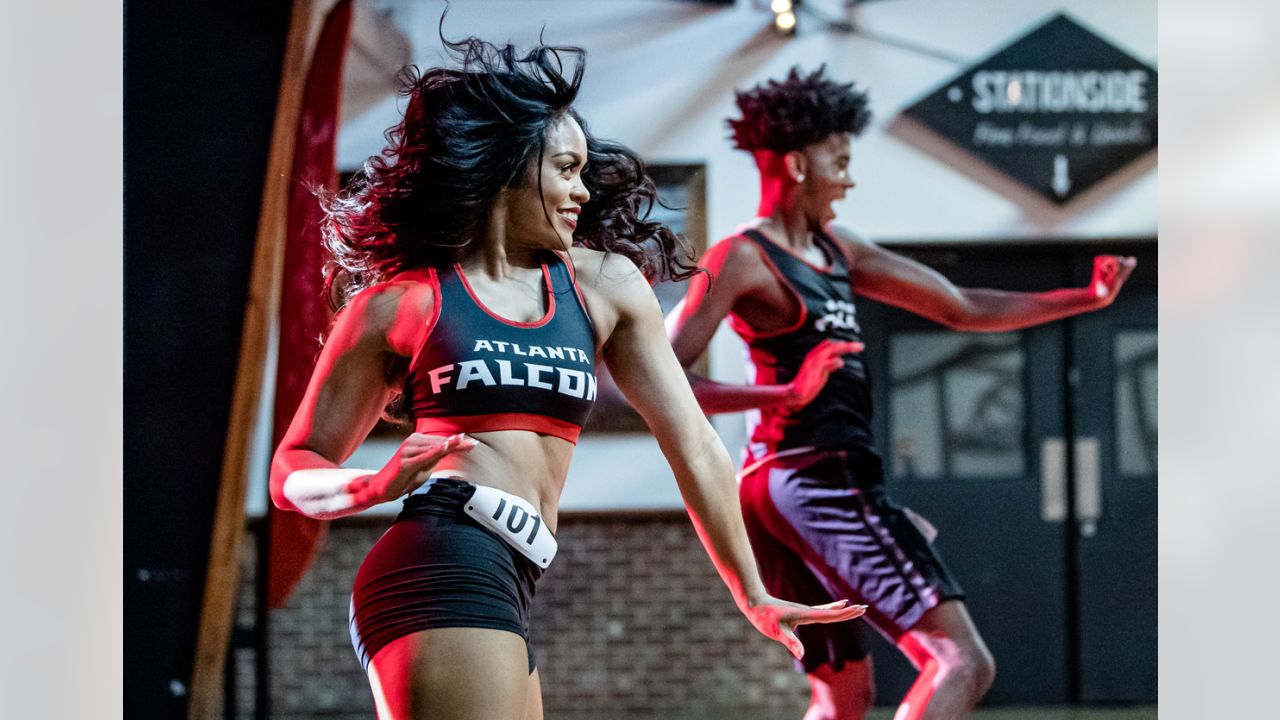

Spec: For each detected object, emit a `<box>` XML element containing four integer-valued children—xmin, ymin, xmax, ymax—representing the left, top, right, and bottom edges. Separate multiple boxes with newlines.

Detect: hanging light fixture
<box><xmin>771</xmin><ymin>0</ymin><xmax>798</xmax><ymax>36</ymax></box>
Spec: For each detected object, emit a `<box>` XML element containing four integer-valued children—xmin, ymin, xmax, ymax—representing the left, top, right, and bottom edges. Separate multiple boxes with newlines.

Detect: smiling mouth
<box><xmin>557</xmin><ymin>209</ymin><xmax>579</xmax><ymax>229</ymax></box>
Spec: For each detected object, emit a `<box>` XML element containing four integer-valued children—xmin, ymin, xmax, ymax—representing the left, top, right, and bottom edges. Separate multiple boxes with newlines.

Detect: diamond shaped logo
<box><xmin>902</xmin><ymin>13</ymin><xmax>1157</xmax><ymax>205</ymax></box>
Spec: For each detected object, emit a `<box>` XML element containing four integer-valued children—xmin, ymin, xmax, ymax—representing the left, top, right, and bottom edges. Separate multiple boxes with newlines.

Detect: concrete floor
<box><xmin>549</xmin><ymin>708</ymin><xmax>1157</xmax><ymax>720</ymax></box>
<box><xmin>273</xmin><ymin>707</ymin><xmax>1158</xmax><ymax>720</ymax></box>
<box><xmin>865</xmin><ymin>710</ymin><xmax>1156</xmax><ymax>720</ymax></box>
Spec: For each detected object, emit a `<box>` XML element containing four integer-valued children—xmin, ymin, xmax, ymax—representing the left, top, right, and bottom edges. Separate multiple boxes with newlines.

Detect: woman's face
<box><xmin>796</xmin><ymin>132</ymin><xmax>856</xmax><ymax>229</ymax></box>
<box><xmin>507</xmin><ymin>115</ymin><xmax>591</xmax><ymax>252</ymax></box>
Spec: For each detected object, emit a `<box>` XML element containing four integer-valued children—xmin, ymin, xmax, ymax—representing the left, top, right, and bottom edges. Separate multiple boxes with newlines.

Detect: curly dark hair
<box><xmin>727</xmin><ymin>65</ymin><xmax>872</xmax><ymax>154</ymax></box>
<box><xmin>321</xmin><ymin>33</ymin><xmax>697</xmax><ymax>308</ymax></box>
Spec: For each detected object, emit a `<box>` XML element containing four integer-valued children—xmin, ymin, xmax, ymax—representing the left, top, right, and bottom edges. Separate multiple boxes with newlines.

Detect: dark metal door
<box><xmin>1070</xmin><ymin>256</ymin><xmax>1157</xmax><ymax>703</ymax></box>
<box><xmin>856</xmin><ymin>242</ymin><xmax>1155</xmax><ymax>705</ymax></box>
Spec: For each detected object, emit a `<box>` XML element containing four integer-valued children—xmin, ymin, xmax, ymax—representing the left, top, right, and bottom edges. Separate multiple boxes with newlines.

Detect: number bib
<box><xmin>463</xmin><ymin>484</ymin><xmax>558</xmax><ymax>569</ymax></box>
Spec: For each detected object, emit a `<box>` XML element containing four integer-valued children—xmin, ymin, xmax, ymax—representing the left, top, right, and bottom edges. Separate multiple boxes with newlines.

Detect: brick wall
<box><xmin>233</xmin><ymin>512</ymin><xmax>817</xmax><ymax>720</ymax></box>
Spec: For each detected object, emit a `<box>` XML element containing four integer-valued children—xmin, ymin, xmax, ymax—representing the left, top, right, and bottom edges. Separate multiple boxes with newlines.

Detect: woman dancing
<box><xmin>269</xmin><ymin>36</ymin><xmax>864</xmax><ymax>720</ymax></box>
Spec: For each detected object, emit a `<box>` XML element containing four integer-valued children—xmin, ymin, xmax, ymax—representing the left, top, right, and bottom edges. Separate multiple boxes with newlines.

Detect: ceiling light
<box><xmin>775</xmin><ymin>10</ymin><xmax>797</xmax><ymax>33</ymax></box>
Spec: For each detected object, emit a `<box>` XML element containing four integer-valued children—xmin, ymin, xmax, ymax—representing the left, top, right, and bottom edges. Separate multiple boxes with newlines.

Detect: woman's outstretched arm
<box><xmin>269</xmin><ymin>280</ymin><xmax>475</xmax><ymax>519</ymax></box>
<box><xmin>588</xmin><ymin>254</ymin><xmax>865</xmax><ymax>659</ymax></box>
<box><xmin>830</xmin><ymin>225</ymin><xmax>1137</xmax><ymax>332</ymax></box>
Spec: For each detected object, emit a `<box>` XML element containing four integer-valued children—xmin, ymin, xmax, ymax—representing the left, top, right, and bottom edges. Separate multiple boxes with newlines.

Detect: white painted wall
<box><xmin>248</xmin><ymin>0</ymin><xmax>1156</xmax><ymax>515</ymax></box>
<box><xmin>339</xmin><ymin>0</ymin><xmax>1157</xmax><ymax>242</ymax></box>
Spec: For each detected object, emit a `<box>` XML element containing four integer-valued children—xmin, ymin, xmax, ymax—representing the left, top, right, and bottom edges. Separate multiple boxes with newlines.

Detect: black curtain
<box><xmin>125</xmin><ymin>1</ymin><xmax>291</xmax><ymax>716</ymax></box>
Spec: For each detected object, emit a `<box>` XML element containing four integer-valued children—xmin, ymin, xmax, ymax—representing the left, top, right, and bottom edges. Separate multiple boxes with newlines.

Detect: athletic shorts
<box><xmin>349</xmin><ymin>478</ymin><xmax>543</xmax><ymax>674</ymax></box>
<box><xmin>739</xmin><ymin>448</ymin><xmax>965</xmax><ymax>673</ymax></box>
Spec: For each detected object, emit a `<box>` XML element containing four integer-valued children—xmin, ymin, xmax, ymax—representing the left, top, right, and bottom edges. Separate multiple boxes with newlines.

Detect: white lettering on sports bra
<box><xmin>455</xmin><ymin>360</ymin><xmax>497</xmax><ymax>389</ymax></box>
<box><xmin>525</xmin><ymin>364</ymin><xmax>554</xmax><ymax>390</ymax></box>
<box><xmin>814</xmin><ymin>299</ymin><xmax>861</xmax><ymax>333</ymax></box>
<box><xmin>424</xmin><ymin>360</ymin><xmax>597</xmax><ymax>399</ymax></box>
<box><xmin>470</xmin><ymin>339</ymin><xmax>590</xmax><ymax>364</ymax></box>
<box><xmin>495</xmin><ymin>359</ymin><xmax>524</xmax><ymax>386</ymax></box>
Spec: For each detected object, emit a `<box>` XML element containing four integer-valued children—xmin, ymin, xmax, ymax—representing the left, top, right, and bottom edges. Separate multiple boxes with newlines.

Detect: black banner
<box><xmin>903</xmin><ymin>14</ymin><xmax>1157</xmax><ymax>205</ymax></box>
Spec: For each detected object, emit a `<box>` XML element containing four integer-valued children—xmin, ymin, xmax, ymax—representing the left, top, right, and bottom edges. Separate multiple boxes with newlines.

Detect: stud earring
<box><xmin>796</xmin><ymin>174</ymin><xmax>805</xmax><ymax>182</ymax></box>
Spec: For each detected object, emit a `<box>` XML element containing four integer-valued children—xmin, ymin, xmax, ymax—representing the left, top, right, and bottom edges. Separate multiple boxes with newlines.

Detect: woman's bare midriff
<box><xmin>419</xmin><ymin>422</ymin><xmax>575</xmax><ymax>533</ymax></box>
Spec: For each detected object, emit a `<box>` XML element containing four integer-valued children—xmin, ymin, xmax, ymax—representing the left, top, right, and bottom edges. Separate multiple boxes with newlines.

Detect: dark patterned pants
<box><xmin>739</xmin><ymin>448</ymin><xmax>965</xmax><ymax>673</ymax></box>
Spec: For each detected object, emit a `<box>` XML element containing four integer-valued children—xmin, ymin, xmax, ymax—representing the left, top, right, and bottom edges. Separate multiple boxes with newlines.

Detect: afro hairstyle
<box><xmin>727</xmin><ymin>65</ymin><xmax>871</xmax><ymax>153</ymax></box>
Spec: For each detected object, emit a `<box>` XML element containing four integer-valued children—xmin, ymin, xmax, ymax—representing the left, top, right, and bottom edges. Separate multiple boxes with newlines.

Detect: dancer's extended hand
<box><xmin>1090</xmin><ymin>255</ymin><xmax>1137</xmax><ymax>307</ymax></box>
<box><xmin>740</xmin><ymin>595</ymin><xmax>867</xmax><ymax>660</ymax></box>
<box><xmin>786</xmin><ymin>340</ymin><xmax>864</xmax><ymax>411</ymax></box>
<box><xmin>364</xmin><ymin>432</ymin><xmax>478</xmax><ymax>503</ymax></box>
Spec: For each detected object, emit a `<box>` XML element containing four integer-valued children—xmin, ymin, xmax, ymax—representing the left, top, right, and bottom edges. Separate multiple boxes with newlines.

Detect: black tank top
<box><xmin>404</xmin><ymin>252</ymin><xmax>597</xmax><ymax>443</ymax></box>
<box><xmin>730</xmin><ymin>230</ymin><xmax>873</xmax><ymax>459</ymax></box>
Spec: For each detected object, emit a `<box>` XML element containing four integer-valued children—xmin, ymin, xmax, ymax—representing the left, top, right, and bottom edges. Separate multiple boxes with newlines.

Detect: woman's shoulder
<box><xmin>561</xmin><ymin>247</ymin><xmax>660</xmax><ymax>340</ymax></box>
<box><xmin>704</xmin><ymin>231</ymin><xmax>769</xmax><ymax>271</ymax></box>
<box><xmin>355</xmin><ymin>270</ymin><xmax>436</xmax><ymax>307</ymax></box>
<box><xmin>340</xmin><ymin>271</ymin><xmax>438</xmax><ymax>344</ymax></box>
<box><xmin>563</xmin><ymin>247</ymin><xmax>646</xmax><ymax>296</ymax></box>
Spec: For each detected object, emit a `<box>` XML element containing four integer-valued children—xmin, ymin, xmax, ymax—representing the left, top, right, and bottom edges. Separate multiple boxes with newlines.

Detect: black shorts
<box><xmin>349</xmin><ymin>479</ymin><xmax>543</xmax><ymax>674</ymax></box>
<box><xmin>739</xmin><ymin>448</ymin><xmax>964</xmax><ymax>674</ymax></box>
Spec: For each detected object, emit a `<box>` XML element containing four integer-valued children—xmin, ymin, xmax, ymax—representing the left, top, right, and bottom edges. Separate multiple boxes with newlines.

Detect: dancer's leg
<box><xmin>367</xmin><ymin>627</ymin><xmax>530</xmax><ymax>720</ymax></box>
<box><xmin>803</xmin><ymin>657</ymin><xmax>875</xmax><ymax>720</ymax></box>
<box><xmin>892</xmin><ymin>600</ymin><xmax>994</xmax><ymax>720</ymax></box>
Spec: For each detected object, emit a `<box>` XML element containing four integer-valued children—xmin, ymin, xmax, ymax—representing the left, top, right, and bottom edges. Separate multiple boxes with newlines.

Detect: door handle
<box><xmin>1074</xmin><ymin>436</ymin><xmax>1102</xmax><ymax>537</ymax></box>
<box><xmin>1040</xmin><ymin>438</ymin><xmax>1067</xmax><ymax>522</ymax></box>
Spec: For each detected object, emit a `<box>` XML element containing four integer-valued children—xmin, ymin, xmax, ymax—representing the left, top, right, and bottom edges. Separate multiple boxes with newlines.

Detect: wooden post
<box><xmin>186</xmin><ymin>1</ymin><xmax>320</xmax><ymax>717</ymax></box>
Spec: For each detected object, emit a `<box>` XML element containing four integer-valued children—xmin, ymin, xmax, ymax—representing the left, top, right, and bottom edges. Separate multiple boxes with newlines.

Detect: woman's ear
<box><xmin>784</xmin><ymin>151</ymin><xmax>808</xmax><ymax>183</ymax></box>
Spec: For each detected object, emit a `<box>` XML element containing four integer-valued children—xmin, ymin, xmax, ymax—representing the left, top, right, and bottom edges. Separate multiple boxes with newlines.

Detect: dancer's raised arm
<box><xmin>586</xmin><ymin>253</ymin><xmax>866</xmax><ymax>658</ymax></box>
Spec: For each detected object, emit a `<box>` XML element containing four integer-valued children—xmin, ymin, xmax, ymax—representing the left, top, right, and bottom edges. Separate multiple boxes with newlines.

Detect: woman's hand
<box><xmin>785</xmin><ymin>340</ymin><xmax>864</xmax><ymax>411</ymax></box>
<box><xmin>361</xmin><ymin>432</ymin><xmax>478</xmax><ymax>504</ymax></box>
<box><xmin>740</xmin><ymin>595</ymin><xmax>868</xmax><ymax>660</ymax></box>
<box><xmin>1090</xmin><ymin>255</ymin><xmax>1137</xmax><ymax>307</ymax></box>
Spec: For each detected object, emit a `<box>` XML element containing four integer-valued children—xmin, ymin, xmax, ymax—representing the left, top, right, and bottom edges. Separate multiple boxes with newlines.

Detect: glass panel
<box><xmin>1114</xmin><ymin>330</ymin><xmax>1158</xmax><ymax>476</ymax></box>
<box><xmin>890</xmin><ymin>333</ymin><xmax>1025</xmax><ymax>480</ymax></box>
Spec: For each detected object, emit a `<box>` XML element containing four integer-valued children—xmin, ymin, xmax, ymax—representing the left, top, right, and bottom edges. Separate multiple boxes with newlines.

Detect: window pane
<box><xmin>1115</xmin><ymin>330</ymin><xmax>1157</xmax><ymax>477</ymax></box>
<box><xmin>890</xmin><ymin>333</ymin><xmax>1025</xmax><ymax>480</ymax></box>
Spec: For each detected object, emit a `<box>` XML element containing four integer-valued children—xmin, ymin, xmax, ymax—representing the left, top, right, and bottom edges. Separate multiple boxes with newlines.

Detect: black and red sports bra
<box><xmin>730</xmin><ymin>230</ymin><xmax>873</xmax><ymax>458</ymax></box>
<box><xmin>403</xmin><ymin>252</ymin><xmax>597</xmax><ymax>443</ymax></box>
